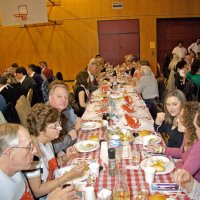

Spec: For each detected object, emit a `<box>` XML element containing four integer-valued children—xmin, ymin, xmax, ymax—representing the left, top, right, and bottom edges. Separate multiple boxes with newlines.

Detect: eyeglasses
<box><xmin>12</xmin><ymin>142</ymin><xmax>34</xmax><ymax>152</ymax></box>
<box><xmin>47</xmin><ymin>121</ymin><xmax>62</xmax><ymax>130</ymax></box>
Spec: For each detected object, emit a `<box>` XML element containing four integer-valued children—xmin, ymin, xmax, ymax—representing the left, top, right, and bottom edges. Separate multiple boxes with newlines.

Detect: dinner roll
<box><xmin>139</xmin><ymin>130</ymin><xmax>151</xmax><ymax>137</ymax></box>
<box><xmin>149</xmin><ymin>193</ymin><xmax>166</xmax><ymax>200</ymax></box>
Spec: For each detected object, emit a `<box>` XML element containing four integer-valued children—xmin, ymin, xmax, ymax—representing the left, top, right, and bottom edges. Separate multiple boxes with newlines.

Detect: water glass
<box><xmin>132</xmin><ymin>149</ymin><xmax>140</xmax><ymax>166</ymax></box>
<box><xmin>115</xmin><ymin>146</ymin><xmax>122</xmax><ymax>165</ymax></box>
<box><xmin>87</xmin><ymin>172</ymin><xmax>97</xmax><ymax>185</ymax></box>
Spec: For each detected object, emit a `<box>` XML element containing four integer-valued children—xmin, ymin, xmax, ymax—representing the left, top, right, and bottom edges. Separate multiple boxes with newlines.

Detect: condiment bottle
<box><xmin>108</xmin><ymin>148</ymin><xmax>116</xmax><ymax>177</ymax></box>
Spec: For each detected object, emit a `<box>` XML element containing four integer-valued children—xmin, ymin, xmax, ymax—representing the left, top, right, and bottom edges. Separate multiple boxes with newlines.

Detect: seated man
<box><xmin>0</xmin><ymin>123</ymin><xmax>77</xmax><ymax>200</ymax></box>
<box><xmin>48</xmin><ymin>80</ymin><xmax>82</xmax><ymax>153</ymax></box>
<box><xmin>85</xmin><ymin>58</ymin><xmax>99</xmax><ymax>92</ymax></box>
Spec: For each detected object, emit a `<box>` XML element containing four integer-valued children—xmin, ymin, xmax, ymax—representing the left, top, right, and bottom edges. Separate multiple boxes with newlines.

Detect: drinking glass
<box><xmin>132</xmin><ymin>149</ymin><xmax>140</xmax><ymax>166</ymax></box>
<box><xmin>87</xmin><ymin>172</ymin><xmax>97</xmax><ymax>186</ymax></box>
<box><xmin>115</xmin><ymin>146</ymin><xmax>122</xmax><ymax>165</ymax></box>
<box><xmin>133</xmin><ymin>189</ymin><xmax>148</xmax><ymax>200</ymax></box>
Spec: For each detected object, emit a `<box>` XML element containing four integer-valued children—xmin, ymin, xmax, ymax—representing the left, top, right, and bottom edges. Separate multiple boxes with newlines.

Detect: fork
<box><xmin>168</xmin><ymin>187</ymin><xmax>182</xmax><ymax>200</ymax></box>
<box><xmin>156</xmin><ymin>121</ymin><xmax>163</xmax><ymax>133</ymax></box>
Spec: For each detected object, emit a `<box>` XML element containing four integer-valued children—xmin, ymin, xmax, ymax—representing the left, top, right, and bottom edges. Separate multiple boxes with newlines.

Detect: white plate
<box><xmin>140</xmin><ymin>157</ymin><xmax>174</xmax><ymax>175</ymax></box>
<box><xmin>71</xmin><ymin>158</ymin><xmax>96</xmax><ymax>165</ymax></box>
<box><xmin>142</xmin><ymin>135</ymin><xmax>162</xmax><ymax>144</ymax></box>
<box><xmin>74</xmin><ymin>140</ymin><xmax>100</xmax><ymax>153</ymax></box>
<box><xmin>81</xmin><ymin>122</ymin><xmax>101</xmax><ymax>130</ymax></box>
<box><xmin>110</xmin><ymin>93</ymin><xmax>122</xmax><ymax>99</ymax></box>
<box><xmin>54</xmin><ymin>165</ymin><xmax>89</xmax><ymax>184</ymax></box>
<box><xmin>146</xmin><ymin>156</ymin><xmax>170</xmax><ymax>167</ymax></box>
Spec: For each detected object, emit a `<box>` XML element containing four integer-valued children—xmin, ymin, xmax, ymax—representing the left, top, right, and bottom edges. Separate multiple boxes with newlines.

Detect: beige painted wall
<box><xmin>0</xmin><ymin>0</ymin><xmax>200</xmax><ymax>78</ymax></box>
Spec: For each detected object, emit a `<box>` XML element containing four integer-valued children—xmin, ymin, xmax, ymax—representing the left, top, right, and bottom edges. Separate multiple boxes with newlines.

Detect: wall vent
<box><xmin>112</xmin><ymin>2</ymin><xmax>123</xmax><ymax>9</ymax></box>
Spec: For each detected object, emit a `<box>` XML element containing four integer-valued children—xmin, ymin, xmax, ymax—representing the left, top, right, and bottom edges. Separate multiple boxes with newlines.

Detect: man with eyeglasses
<box><xmin>0</xmin><ymin>123</ymin><xmax>79</xmax><ymax>200</ymax></box>
<box><xmin>48</xmin><ymin>80</ymin><xmax>82</xmax><ymax>154</ymax></box>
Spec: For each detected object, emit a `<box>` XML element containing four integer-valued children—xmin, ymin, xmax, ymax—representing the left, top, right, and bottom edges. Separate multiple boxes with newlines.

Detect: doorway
<box><xmin>157</xmin><ymin>18</ymin><xmax>200</xmax><ymax>68</ymax></box>
<box><xmin>98</xmin><ymin>19</ymin><xmax>139</xmax><ymax>65</ymax></box>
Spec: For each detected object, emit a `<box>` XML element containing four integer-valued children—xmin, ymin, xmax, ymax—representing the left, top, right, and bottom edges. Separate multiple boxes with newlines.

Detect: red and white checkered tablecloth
<box><xmin>78</xmin><ymin>126</ymin><xmax>189</xmax><ymax>200</ymax></box>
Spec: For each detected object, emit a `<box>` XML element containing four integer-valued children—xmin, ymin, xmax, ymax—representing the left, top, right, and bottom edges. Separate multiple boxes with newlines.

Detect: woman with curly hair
<box><xmin>174</xmin><ymin>106</ymin><xmax>200</xmax><ymax>200</ymax></box>
<box><xmin>150</xmin><ymin>102</ymin><xmax>200</xmax><ymax>182</ymax></box>
<box><xmin>154</xmin><ymin>89</ymin><xmax>186</xmax><ymax>148</ymax></box>
<box><xmin>26</xmin><ymin>103</ymin><xmax>86</xmax><ymax>200</ymax></box>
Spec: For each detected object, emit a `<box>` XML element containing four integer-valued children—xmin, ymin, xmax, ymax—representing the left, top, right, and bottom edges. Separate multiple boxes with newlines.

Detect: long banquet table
<box><xmin>78</xmin><ymin>86</ymin><xmax>189</xmax><ymax>199</ymax></box>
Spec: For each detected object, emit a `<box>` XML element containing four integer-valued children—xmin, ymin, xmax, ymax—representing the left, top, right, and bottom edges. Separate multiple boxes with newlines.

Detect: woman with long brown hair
<box><xmin>154</xmin><ymin>89</ymin><xmax>186</xmax><ymax>147</ymax></box>
<box><xmin>74</xmin><ymin>71</ymin><xmax>90</xmax><ymax>117</ymax></box>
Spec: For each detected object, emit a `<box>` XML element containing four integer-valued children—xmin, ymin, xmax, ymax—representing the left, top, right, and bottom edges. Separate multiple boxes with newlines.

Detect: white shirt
<box><xmin>0</xmin><ymin>84</ymin><xmax>9</xmax><ymax>92</ymax></box>
<box><xmin>29</xmin><ymin>72</ymin><xmax>35</xmax><ymax>78</ymax></box>
<box><xmin>0</xmin><ymin>170</ymin><xmax>26</xmax><ymax>200</ymax></box>
<box><xmin>188</xmin><ymin>43</ymin><xmax>200</xmax><ymax>54</ymax></box>
<box><xmin>18</xmin><ymin>75</ymin><xmax>26</xmax><ymax>84</ymax></box>
<box><xmin>172</xmin><ymin>46</ymin><xmax>187</xmax><ymax>59</ymax></box>
<box><xmin>87</xmin><ymin>70</ymin><xmax>94</xmax><ymax>83</ymax></box>
<box><xmin>136</xmin><ymin>73</ymin><xmax>159</xmax><ymax>99</ymax></box>
<box><xmin>26</xmin><ymin>142</ymin><xmax>57</xmax><ymax>200</ymax></box>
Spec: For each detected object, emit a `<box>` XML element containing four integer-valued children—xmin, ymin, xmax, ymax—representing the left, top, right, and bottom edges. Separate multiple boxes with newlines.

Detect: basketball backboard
<box><xmin>0</xmin><ymin>0</ymin><xmax>48</xmax><ymax>27</ymax></box>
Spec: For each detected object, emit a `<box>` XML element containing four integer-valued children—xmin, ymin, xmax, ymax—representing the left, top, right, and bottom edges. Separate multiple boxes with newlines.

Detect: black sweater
<box><xmin>154</xmin><ymin>122</ymin><xmax>184</xmax><ymax>148</ymax></box>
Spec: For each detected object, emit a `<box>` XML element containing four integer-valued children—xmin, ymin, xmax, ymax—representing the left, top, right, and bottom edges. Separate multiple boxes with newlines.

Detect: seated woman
<box><xmin>186</xmin><ymin>59</ymin><xmax>200</xmax><ymax>87</ymax></box>
<box><xmin>174</xmin><ymin>108</ymin><xmax>200</xmax><ymax>199</ymax></box>
<box><xmin>26</xmin><ymin>103</ymin><xmax>86</xmax><ymax>199</ymax></box>
<box><xmin>74</xmin><ymin>71</ymin><xmax>90</xmax><ymax>117</ymax></box>
<box><xmin>136</xmin><ymin>65</ymin><xmax>159</xmax><ymax>119</ymax></box>
<box><xmin>150</xmin><ymin>102</ymin><xmax>200</xmax><ymax>182</ymax></box>
<box><xmin>154</xmin><ymin>89</ymin><xmax>186</xmax><ymax>148</ymax></box>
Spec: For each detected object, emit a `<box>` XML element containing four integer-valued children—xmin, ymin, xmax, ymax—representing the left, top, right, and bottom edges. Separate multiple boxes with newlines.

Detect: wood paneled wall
<box><xmin>0</xmin><ymin>0</ymin><xmax>200</xmax><ymax>78</ymax></box>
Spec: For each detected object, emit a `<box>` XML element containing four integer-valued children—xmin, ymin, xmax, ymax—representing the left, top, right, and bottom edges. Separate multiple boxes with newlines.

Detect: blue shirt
<box><xmin>62</xmin><ymin>107</ymin><xmax>77</xmax><ymax>131</ymax></box>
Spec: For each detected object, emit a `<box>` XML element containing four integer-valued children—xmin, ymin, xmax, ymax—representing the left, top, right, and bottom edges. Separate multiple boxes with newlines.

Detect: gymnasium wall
<box><xmin>0</xmin><ymin>0</ymin><xmax>200</xmax><ymax>78</ymax></box>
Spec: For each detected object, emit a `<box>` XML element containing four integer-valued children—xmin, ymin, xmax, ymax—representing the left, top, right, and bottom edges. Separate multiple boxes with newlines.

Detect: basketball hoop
<box><xmin>13</xmin><ymin>13</ymin><xmax>28</xmax><ymax>21</ymax></box>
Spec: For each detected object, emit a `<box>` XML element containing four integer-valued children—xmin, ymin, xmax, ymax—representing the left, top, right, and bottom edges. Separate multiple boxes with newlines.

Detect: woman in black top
<box><xmin>74</xmin><ymin>71</ymin><xmax>90</xmax><ymax>117</ymax></box>
<box><xmin>154</xmin><ymin>89</ymin><xmax>186</xmax><ymax>148</ymax></box>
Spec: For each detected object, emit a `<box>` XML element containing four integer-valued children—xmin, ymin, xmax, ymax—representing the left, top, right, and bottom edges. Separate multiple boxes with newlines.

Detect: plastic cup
<box><xmin>85</xmin><ymin>186</ymin><xmax>96</xmax><ymax>200</ymax></box>
<box><xmin>89</xmin><ymin>163</ymin><xmax>100</xmax><ymax>178</ymax></box>
<box><xmin>103</xmin><ymin>120</ymin><xmax>108</xmax><ymax>129</ymax></box>
<box><xmin>144</xmin><ymin>167</ymin><xmax>155</xmax><ymax>185</ymax></box>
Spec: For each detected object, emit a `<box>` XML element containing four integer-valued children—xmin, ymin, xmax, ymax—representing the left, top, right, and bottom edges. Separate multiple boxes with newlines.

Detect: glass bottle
<box><xmin>112</xmin><ymin>76</ymin><xmax>118</xmax><ymax>91</ymax></box>
<box><xmin>113</xmin><ymin>169</ymin><xmax>130</xmax><ymax>200</ymax></box>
